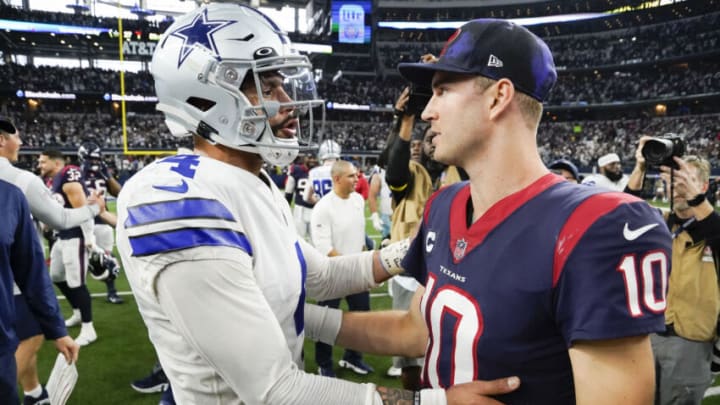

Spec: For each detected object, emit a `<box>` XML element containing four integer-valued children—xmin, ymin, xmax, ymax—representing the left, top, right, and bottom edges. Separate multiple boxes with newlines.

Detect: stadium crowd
<box><xmin>3</xmin><ymin>108</ymin><xmax>718</xmax><ymax>173</ymax></box>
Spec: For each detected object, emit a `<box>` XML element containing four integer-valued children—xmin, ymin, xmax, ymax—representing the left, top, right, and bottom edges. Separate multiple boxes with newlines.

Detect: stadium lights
<box><xmin>293</xmin><ymin>42</ymin><xmax>333</xmax><ymax>54</ymax></box>
<box><xmin>377</xmin><ymin>13</ymin><xmax>608</xmax><ymax>30</ymax></box>
<box><xmin>0</xmin><ymin>19</ymin><xmax>110</xmax><ymax>36</ymax></box>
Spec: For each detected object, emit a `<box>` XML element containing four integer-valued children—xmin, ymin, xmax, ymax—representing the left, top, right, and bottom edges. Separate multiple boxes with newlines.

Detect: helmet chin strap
<box><xmin>254</xmin><ymin>125</ymin><xmax>299</xmax><ymax>166</ymax></box>
<box><xmin>209</xmin><ymin>124</ymin><xmax>299</xmax><ymax>167</ymax></box>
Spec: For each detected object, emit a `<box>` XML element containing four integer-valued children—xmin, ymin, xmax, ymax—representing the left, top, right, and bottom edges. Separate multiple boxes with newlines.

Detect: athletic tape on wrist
<box><xmin>379</xmin><ymin>238</ymin><xmax>410</xmax><ymax>276</ymax></box>
<box><xmin>419</xmin><ymin>388</ymin><xmax>447</xmax><ymax>405</ymax></box>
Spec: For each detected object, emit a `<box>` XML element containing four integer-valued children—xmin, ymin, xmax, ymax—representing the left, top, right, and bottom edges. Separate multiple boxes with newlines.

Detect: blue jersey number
<box><xmin>313</xmin><ymin>179</ymin><xmax>332</xmax><ymax>197</ymax></box>
<box><xmin>161</xmin><ymin>155</ymin><xmax>200</xmax><ymax>179</ymax></box>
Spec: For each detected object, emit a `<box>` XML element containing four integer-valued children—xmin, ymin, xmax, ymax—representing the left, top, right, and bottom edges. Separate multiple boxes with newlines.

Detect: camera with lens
<box><xmin>405</xmin><ymin>84</ymin><xmax>433</xmax><ymax>117</ymax></box>
<box><xmin>641</xmin><ymin>133</ymin><xmax>686</xmax><ymax>169</ymax></box>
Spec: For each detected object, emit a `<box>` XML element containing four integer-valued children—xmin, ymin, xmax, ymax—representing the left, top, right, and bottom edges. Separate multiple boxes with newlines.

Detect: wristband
<box><xmin>419</xmin><ymin>388</ymin><xmax>447</xmax><ymax>405</ymax></box>
<box><xmin>88</xmin><ymin>203</ymin><xmax>101</xmax><ymax>216</ymax></box>
<box><xmin>687</xmin><ymin>193</ymin><xmax>706</xmax><ymax>207</ymax></box>
<box><xmin>303</xmin><ymin>303</ymin><xmax>342</xmax><ymax>344</ymax></box>
<box><xmin>379</xmin><ymin>238</ymin><xmax>410</xmax><ymax>276</ymax></box>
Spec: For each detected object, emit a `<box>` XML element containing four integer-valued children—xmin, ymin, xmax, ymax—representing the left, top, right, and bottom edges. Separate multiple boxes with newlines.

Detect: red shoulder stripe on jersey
<box><xmin>552</xmin><ymin>191</ymin><xmax>642</xmax><ymax>287</ymax></box>
<box><xmin>423</xmin><ymin>187</ymin><xmax>446</xmax><ymax>224</ymax></box>
<box><xmin>449</xmin><ymin>173</ymin><xmax>564</xmax><ymax>263</ymax></box>
<box><xmin>60</xmin><ymin>165</ymin><xmax>74</xmax><ymax>176</ymax></box>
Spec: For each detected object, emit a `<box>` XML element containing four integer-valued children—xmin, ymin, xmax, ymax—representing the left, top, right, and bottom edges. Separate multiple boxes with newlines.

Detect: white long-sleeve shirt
<box><xmin>0</xmin><ymin>157</ymin><xmax>98</xmax><ymax>230</ymax></box>
<box><xmin>310</xmin><ymin>190</ymin><xmax>366</xmax><ymax>256</ymax></box>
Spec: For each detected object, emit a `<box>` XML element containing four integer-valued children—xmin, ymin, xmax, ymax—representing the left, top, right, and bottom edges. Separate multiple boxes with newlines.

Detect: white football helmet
<box><xmin>318</xmin><ymin>139</ymin><xmax>341</xmax><ymax>162</ymax></box>
<box><xmin>151</xmin><ymin>3</ymin><xmax>325</xmax><ymax>166</ymax></box>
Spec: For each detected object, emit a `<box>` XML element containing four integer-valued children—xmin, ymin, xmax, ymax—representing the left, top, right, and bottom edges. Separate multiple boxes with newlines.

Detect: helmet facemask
<box><xmin>78</xmin><ymin>142</ymin><xmax>103</xmax><ymax>171</ymax></box>
<box><xmin>152</xmin><ymin>3</ymin><xmax>325</xmax><ymax>167</ymax></box>
<box><xmin>226</xmin><ymin>55</ymin><xmax>325</xmax><ymax>166</ymax></box>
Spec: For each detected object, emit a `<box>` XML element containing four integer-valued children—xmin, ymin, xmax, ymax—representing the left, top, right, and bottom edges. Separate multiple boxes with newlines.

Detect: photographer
<box><xmin>626</xmin><ymin>136</ymin><xmax>720</xmax><ymax>405</ymax></box>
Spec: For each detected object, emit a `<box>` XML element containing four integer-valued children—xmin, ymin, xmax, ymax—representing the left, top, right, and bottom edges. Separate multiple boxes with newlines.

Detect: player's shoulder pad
<box><xmin>60</xmin><ymin>165</ymin><xmax>84</xmax><ymax>183</ymax></box>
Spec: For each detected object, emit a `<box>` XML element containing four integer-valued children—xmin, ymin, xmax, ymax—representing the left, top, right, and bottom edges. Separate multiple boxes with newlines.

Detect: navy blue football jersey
<box><xmin>81</xmin><ymin>163</ymin><xmax>110</xmax><ymax>225</ymax></box>
<box><xmin>50</xmin><ymin>165</ymin><xmax>88</xmax><ymax>239</ymax></box>
<box><xmin>403</xmin><ymin>173</ymin><xmax>671</xmax><ymax>404</ymax></box>
<box><xmin>287</xmin><ymin>163</ymin><xmax>313</xmax><ymax>209</ymax></box>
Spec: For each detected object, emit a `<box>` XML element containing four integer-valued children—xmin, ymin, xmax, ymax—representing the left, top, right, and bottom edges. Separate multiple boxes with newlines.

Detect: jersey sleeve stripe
<box><xmin>125</xmin><ymin>198</ymin><xmax>235</xmax><ymax>228</ymax></box>
<box><xmin>552</xmin><ymin>192</ymin><xmax>640</xmax><ymax>287</ymax></box>
<box><xmin>129</xmin><ymin>228</ymin><xmax>252</xmax><ymax>257</ymax></box>
<box><xmin>293</xmin><ymin>241</ymin><xmax>307</xmax><ymax>336</ymax></box>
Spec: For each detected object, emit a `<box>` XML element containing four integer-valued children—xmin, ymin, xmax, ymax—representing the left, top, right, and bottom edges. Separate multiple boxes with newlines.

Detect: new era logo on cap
<box><xmin>397</xmin><ymin>19</ymin><xmax>557</xmax><ymax>102</ymax></box>
<box><xmin>487</xmin><ymin>54</ymin><xmax>503</xmax><ymax>68</ymax></box>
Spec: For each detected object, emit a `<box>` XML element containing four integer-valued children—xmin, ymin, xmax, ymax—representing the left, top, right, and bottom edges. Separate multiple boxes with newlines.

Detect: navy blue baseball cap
<box><xmin>398</xmin><ymin>19</ymin><xmax>557</xmax><ymax>102</ymax></box>
<box><xmin>0</xmin><ymin>116</ymin><xmax>17</xmax><ymax>134</ymax></box>
<box><xmin>548</xmin><ymin>159</ymin><xmax>580</xmax><ymax>182</ymax></box>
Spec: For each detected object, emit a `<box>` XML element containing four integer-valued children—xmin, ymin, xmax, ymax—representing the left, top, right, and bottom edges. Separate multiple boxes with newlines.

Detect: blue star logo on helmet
<box><xmin>168</xmin><ymin>8</ymin><xmax>236</xmax><ymax>68</ymax></box>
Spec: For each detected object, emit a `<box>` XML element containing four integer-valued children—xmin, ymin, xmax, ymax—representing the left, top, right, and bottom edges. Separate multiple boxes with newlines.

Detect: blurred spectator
<box><xmin>548</xmin><ymin>158</ymin><xmax>581</xmax><ymax>183</ymax></box>
<box><xmin>582</xmin><ymin>153</ymin><xmax>630</xmax><ymax>191</ymax></box>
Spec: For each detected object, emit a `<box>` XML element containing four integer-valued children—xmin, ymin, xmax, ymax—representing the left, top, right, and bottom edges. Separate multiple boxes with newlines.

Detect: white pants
<box><xmin>50</xmin><ymin>238</ymin><xmax>87</xmax><ymax>288</ymax></box>
<box><xmin>94</xmin><ymin>223</ymin><xmax>114</xmax><ymax>252</ymax></box>
<box><xmin>293</xmin><ymin>205</ymin><xmax>313</xmax><ymax>241</ymax></box>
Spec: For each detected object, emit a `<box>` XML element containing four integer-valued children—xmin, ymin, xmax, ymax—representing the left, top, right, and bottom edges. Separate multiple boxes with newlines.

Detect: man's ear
<box><xmin>488</xmin><ymin>78</ymin><xmax>515</xmax><ymax>121</ymax></box>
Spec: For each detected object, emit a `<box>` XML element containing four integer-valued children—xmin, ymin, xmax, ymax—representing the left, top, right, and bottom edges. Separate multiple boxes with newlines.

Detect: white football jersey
<box><xmin>581</xmin><ymin>173</ymin><xmax>629</xmax><ymax>192</ymax></box>
<box><xmin>304</xmin><ymin>161</ymin><xmax>334</xmax><ymax>202</ymax></box>
<box><xmin>116</xmin><ymin>154</ymin><xmax>307</xmax><ymax>399</ymax></box>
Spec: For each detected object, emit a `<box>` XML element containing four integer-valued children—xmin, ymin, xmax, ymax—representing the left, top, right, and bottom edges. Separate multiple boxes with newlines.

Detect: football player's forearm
<box><xmin>107</xmin><ymin>177</ymin><xmax>122</xmax><ymax>197</ymax></box>
<box><xmin>368</xmin><ymin>195</ymin><xmax>379</xmax><ymax>213</ymax></box>
<box><xmin>98</xmin><ymin>211</ymin><xmax>117</xmax><ymax>227</ymax></box>
<box><xmin>570</xmin><ymin>335</ymin><xmax>655</xmax><ymax>405</ymax></box>
<box><xmin>267</xmin><ymin>365</ymin><xmax>422</xmax><ymax>405</ymax></box>
<box><xmin>26</xmin><ymin>179</ymin><xmax>97</xmax><ymax>230</ymax></box>
<box><xmin>302</xmin><ymin>239</ymin><xmax>379</xmax><ymax>301</ymax></box>
<box><xmin>336</xmin><ymin>309</ymin><xmax>426</xmax><ymax>357</ymax></box>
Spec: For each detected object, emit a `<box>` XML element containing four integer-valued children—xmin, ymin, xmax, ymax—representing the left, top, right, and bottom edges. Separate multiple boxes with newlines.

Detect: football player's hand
<box><xmin>85</xmin><ymin>239</ymin><xmax>100</xmax><ymax>254</ymax></box>
<box><xmin>87</xmin><ymin>189</ymin><xmax>106</xmax><ymax>213</ymax></box>
<box><xmin>54</xmin><ymin>335</ymin><xmax>80</xmax><ymax>364</ymax></box>
<box><xmin>370</xmin><ymin>212</ymin><xmax>383</xmax><ymax>232</ymax></box>
<box><xmin>445</xmin><ymin>377</ymin><xmax>520</xmax><ymax>405</ymax></box>
<box><xmin>98</xmin><ymin>161</ymin><xmax>111</xmax><ymax>180</ymax></box>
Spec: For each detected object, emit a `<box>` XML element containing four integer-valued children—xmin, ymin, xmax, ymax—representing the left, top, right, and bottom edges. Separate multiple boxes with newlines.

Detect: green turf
<box><xmin>35</xmin><ymin>280</ymin><xmax>402</xmax><ymax>404</ymax></box>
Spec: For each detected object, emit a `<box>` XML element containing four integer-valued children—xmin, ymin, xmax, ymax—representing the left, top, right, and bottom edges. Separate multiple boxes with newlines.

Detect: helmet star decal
<box><xmin>168</xmin><ymin>8</ymin><xmax>236</xmax><ymax>68</ymax></box>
